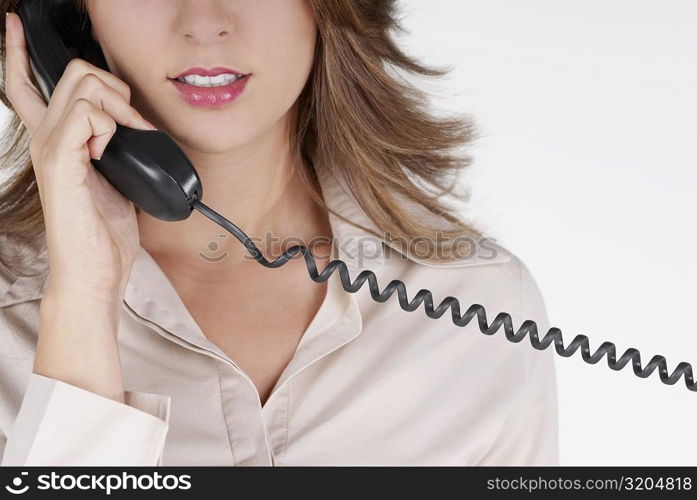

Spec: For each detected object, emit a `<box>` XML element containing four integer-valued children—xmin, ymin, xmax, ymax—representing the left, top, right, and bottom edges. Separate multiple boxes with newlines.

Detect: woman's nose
<box><xmin>177</xmin><ymin>0</ymin><xmax>233</xmax><ymax>47</ymax></box>
<box><xmin>185</xmin><ymin>27</ymin><xmax>230</xmax><ymax>47</ymax></box>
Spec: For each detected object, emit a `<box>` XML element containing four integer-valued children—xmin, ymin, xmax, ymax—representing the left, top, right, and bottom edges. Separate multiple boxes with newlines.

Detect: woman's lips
<box><xmin>170</xmin><ymin>75</ymin><xmax>250</xmax><ymax>108</ymax></box>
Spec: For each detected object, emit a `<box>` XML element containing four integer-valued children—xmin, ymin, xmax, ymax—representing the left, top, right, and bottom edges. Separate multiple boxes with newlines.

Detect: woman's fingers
<box><xmin>4</xmin><ymin>12</ymin><xmax>48</xmax><ymax>134</ymax></box>
<box><xmin>46</xmin><ymin>57</ymin><xmax>134</xmax><ymax>119</ymax></box>
<box><xmin>70</xmin><ymin>98</ymin><xmax>118</xmax><ymax>161</ymax></box>
<box><xmin>4</xmin><ymin>12</ymin><xmax>151</xmax><ymax>144</ymax></box>
<box><xmin>63</xmin><ymin>73</ymin><xmax>155</xmax><ymax>158</ymax></box>
<box><xmin>41</xmin><ymin>98</ymin><xmax>117</xmax><ymax>184</ymax></box>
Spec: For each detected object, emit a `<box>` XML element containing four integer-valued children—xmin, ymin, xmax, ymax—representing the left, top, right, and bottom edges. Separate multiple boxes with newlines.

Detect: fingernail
<box><xmin>144</xmin><ymin>119</ymin><xmax>157</xmax><ymax>130</ymax></box>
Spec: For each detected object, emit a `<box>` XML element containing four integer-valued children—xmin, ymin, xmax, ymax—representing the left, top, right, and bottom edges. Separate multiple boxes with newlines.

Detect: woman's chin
<box><xmin>163</xmin><ymin>128</ymin><xmax>252</xmax><ymax>157</ymax></box>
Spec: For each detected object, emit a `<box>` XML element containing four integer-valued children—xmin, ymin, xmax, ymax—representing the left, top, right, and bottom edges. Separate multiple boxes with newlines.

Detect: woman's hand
<box><xmin>5</xmin><ymin>12</ymin><xmax>155</xmax><ymax>301</ymax></box>
<box><xmin>3</xmin><ymin>12</ymin><xmax>155</xmax><ymax>402</ymax></box>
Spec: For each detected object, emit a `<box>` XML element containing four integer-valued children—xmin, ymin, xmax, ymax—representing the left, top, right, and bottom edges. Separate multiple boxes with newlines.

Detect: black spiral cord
<box><xmin>192</xmin><ymin>198</ymin><xmax>696</xmax><ymax>393</ymax></box>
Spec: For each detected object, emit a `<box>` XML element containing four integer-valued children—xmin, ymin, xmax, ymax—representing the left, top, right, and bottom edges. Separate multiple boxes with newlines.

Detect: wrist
<box><xmin>40</xmin><ymin>286</ymin><xmax>123</xmax><ymax>328</ymax></box>
<box><xmin>43</xmin><ymin>278</ymin><xmax>124</xmax><ymax>308</ymax></box>
<box><xmin>44</xmin><ymin>265</ymin><xmax>128</xmax><ymax>303</ymax></box>
<box><xmin>36</xmin><ymin>290</ymin><xmax>125</xmax><ymax>403</ymax></box>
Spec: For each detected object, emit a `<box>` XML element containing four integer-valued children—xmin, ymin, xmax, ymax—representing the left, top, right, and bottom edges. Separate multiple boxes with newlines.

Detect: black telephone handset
<box><xmin>15</xmin><ymin>0</ymin><xmax>697</xmax><ymax>394</ymax></box>
<box><xmin>18</xmin><ymin>0</ymin><xmax>202</xmax><ymax>221</ymax></box>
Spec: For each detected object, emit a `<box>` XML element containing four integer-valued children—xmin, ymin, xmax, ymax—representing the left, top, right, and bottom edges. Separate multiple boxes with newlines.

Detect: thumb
<box><xmin>4</xmin><ymin>12</ymin><xmax>48</xmax><ymax>134</ymax></box>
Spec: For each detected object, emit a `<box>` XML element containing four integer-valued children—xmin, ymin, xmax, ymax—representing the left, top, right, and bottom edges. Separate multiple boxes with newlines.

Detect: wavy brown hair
<box><xmin>0</xmin><ymin>0</ymin><xmax>485</xmax><ymax>276</ymax></box>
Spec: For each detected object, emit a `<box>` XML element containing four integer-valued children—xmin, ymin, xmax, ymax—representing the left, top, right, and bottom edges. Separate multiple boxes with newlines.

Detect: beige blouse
<box><xmin>0</xmin><ymin>167</ymin><xmax>559</xmax><ymax>466</ymax></box>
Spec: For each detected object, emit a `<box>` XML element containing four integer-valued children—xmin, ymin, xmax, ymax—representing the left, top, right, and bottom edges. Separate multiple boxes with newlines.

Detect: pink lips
<box><xmin>170</xmin><ymin>66</ymin><xmax>250</xmax><ymax>108</ymax></box>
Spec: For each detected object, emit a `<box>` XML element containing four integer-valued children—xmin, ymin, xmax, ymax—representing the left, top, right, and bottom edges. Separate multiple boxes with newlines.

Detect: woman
<box><xmin>0</xmin><ymin>0</ymin><xmax>558</xmax><ymax>465</ymax></box>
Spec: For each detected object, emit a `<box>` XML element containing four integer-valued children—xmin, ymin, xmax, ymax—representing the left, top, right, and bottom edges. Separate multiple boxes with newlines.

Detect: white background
<box><xmin>396</xmin><ymin>0</ymin><xmax>697</xmax><ymax>464</ymax></box>
<box><xmin>1</xmin><ymin>1</ymin><xmax>695</xmax><ymax>466</ymax></box>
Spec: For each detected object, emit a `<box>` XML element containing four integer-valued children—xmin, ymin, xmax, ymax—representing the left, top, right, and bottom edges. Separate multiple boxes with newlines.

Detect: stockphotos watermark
<box><xmin>4</xmin><ymin>470</ymin><xmax>191</xmax><ymax>495</ymax></box>
<box><xmin>197</xmin><ymin>231</ymin><xmax>500</xmax><ymax>266</ymax></box>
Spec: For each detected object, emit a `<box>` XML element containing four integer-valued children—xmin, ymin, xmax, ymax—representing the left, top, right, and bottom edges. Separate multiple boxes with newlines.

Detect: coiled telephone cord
<box><xmin>192</xmin><ymin>198</ymin><xmax>696</xmax><ymax>393</ymax></box>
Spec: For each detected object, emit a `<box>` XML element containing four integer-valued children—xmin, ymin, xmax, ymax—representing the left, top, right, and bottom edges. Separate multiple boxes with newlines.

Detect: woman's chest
<box><xmin>177</xmin><ymin>271</ymin><xmax>329</xmax><ymax>406</ymax></box>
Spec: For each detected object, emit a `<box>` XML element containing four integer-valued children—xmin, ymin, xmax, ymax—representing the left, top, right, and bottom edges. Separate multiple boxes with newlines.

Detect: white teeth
<box><xmin>209</xmin><ymin>75</ymin><xmax>226</xmax><ymax>85</ymax></box>
<box><xmin>177</xmin><ymin>73</ymin><xmax>243</xmax><ymax>87</ymax></box>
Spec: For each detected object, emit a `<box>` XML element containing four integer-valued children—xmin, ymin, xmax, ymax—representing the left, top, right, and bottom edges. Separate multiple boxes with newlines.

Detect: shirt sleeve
<box><xmin>477</xmin><ymin>257</ymin><xmax>560</xmax><ymax>465</ymax></box>
<box><xmin>1</xmin><ymin>372</ymin><xmax>171</xmax><ymax>466</ymax></box>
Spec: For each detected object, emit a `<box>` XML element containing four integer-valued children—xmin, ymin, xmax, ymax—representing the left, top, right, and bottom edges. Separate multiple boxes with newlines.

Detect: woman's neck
<box><xmin>136</xmin><ymin>124</ymin><xmax>330</xmax><ymax>275</ymax></box>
